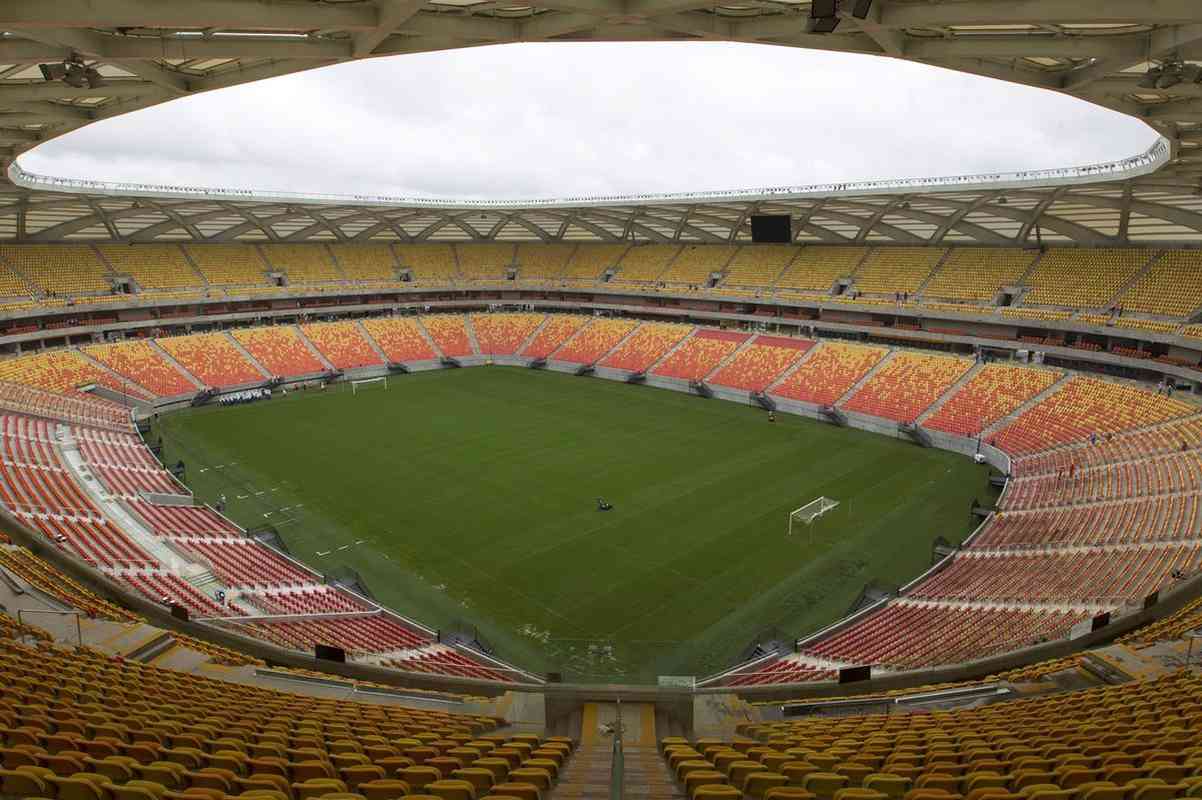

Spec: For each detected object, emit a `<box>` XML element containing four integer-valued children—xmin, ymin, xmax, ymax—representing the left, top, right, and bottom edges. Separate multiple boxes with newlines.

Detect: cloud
<box><xmin>22</xmin><ymin>41</ymin><xmax>1159</xmax><ymax>200</ymax></box>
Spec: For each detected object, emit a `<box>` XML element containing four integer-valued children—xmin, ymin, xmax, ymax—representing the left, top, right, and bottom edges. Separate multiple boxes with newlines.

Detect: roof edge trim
<box><xmin>8</xmin><ymin>137</ymin><xmax>1171</xmax><ymax>210</ymax></box>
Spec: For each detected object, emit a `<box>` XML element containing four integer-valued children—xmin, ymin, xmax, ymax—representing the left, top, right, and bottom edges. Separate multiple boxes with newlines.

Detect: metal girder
<box><xmin>1063</xmin><ymin>24</ymin><xmax>1202</xmax><ymax>91</ymax></box>
<box><xmin>0</xmin><ymin>82</ymin><xmax>154</xmax><ymax>102</ymax></box>
<box><xmin>354</xmin><ymin>0</ymin><xmax>429</xmax><ymax>57</ymax></box>
<box><xmin>9</xmin><ymin>28</ymin><xmax>193</xmax><ymax>94</ymax></box>
<box><xmin>0</xmin><ymin>0</ymin><xmax>379</xmax><ymax>33</ymax></box>
<box><xmin>877</xmin><ymin>0</ymin><xmax>1202</xmax><ymax>29</ymax></box>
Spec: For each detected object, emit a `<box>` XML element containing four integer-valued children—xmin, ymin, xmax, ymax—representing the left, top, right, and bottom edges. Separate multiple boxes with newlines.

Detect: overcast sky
<box><xmin>22</xmin><ymin>41</ymin><xmax>1158</xmax><ymax>201</ymax></box>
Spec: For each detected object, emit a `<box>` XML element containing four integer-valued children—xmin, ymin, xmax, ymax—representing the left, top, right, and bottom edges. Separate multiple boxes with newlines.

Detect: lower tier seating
<box><xmin>420</xmin><ymin>315</ymin><xmax>473</xmax><ymax>358</ymax></box>
<box><xmin>995</xmin><ymin>377</ymin><xmax>1195</xmax><ymax>455</ymax></box>
<box><xmin>360</xmin><ymin>317</ymin><xmax>437</xmax><ymax>362</ymax></box>
<box><xmin>975</xmin><ymin>495</ymin><xmax>1200</xmax><ymax>549</ymax></box>
<box><xmin>171</xmin><ymin>539</ymin><xmax>317</xmax><ymax>589</ymax></box>
<box><xmin>708</xmin><ymin>335</ymin><xmax>813</xmax><ymax>392</ymax></box>
<box><xmin>552</xmin><ymin>317</ymin><xmax>638</xmax><ymax>364</ymax></box>
<box><xmin>469</xmin><ymin>312</ymin><xmax>545</xmax><ymax>355</ymax></box>
<box><xmin>299</xmin><ymin>321</ymin><xmax>382</xmax><ymax>371</ymax></box>
<box><xmin>155</xmin><ymin>334</ymin><xmax>265</xmax><ymax>389</ymax></box>
<box><xmin>802</xmin><ymin>601</ymin><xmax>1087</xmax><ymax>671</ymax></box>
<box><xmin>518</xmin><ymin>314</ymin><xmax>588</xmax><ymax>358</ymax></box>
<box><xmin>771</xmin><ymin>342</ymin><xmax>888</xmax><ymax>406</ymax></box>
<box><xmin>925</xmin><ymin>364</ymin><xmax>1062</xmax><ymax>436</ymax></box>
<box><xmin>599</xmin><ymin>322</ymin><xmax>692</xmax><ymax>372</ymax></box>
<box><xmin>910</xmin><ymin>546</ymin><xmax>1202</xmax><ymax>604</ymax></box>
<box><xmin>231</xmin><ymin>326</ymin><xmax>326</xmax><ymax>377</ymax></box>
<box><xmin>83</xmin><ymin>341</ymin><xmax>196</xmax><ymax>398</ymax></box>
<box><xmin>652</xmin><ymin>329</ymin><xmax>747</xmax><ymax>381</ymax></box>
<box><xmin>842</xmin><ymin>351</ymin><xmax>973</xmax><ymax>423</ymax></box>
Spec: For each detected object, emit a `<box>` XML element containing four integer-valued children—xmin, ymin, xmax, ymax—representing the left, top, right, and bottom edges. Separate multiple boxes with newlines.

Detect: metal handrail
<box><xmin>611</xmin><ymin>697</ymin><xmax>624</xmax><ymax>800</ymax></box>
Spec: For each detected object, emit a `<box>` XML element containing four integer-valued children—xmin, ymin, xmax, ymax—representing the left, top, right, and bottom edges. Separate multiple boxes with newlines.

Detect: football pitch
<box><xmin>155</xmin><ymin>366</ymin><xmax>994</xmax><ymax>682</ymax></box>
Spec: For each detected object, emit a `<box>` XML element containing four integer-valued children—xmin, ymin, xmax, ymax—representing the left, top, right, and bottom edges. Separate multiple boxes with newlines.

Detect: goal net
<box><xmin>788</xmin><ymin>496</ymin><xmax>840</xmax><ymax>537</ymax></box>
<box><xmin>350</xmin><ymin>376</ymin><xmax>387</xmax><ymax>395</ymax></box>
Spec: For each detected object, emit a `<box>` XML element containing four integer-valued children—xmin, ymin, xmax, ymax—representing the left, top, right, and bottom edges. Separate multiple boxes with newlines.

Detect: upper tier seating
<box><xmin>562</xmin><ymin>244</ymin><xmax>628</xmax><ymax>281</ymax></box>
<box><xmin>994</xmin><ymin>377</ymin><xmax>1194</xmax><ymax>454</ymax></box>
<box><xmin>0</xmin><ymin>257</ymin><xmax>34</xmax><ymax>301</ymax></box>
<box><xmin>183</xmin><ymin>244</ymin><xmax>268</xmax><ymax>287</ymax></box>
<box><xmin>456</xmin><ymin>244</ymin><xmax>515</xmax><ymax>279</ymax></box>
<box><xmin>652</xmin><ymin>330</ymin><xmax>747</xmax><ymax>381</ymax></box>
<box><xmin>660</xmin><ymin>244</ymin><xmax>735</xmax><ymax>286</ymax></box>
<box><xmin>802</xmin><ymin>601</ymin><xmax>1086</xmax><ymax>670</ymax></box>
<box><xmin>420</xmin><ymin>315</ymin><xmax>473</xmax><ymax>357</ymax></box>
<box><xmin>0</xmin><ymin>545</ymin><xmax>137</xmax><ymax>621</ymax></box>
<box><xmin>470</xmin><ymin>312</ymin><xmax>545</xmax><ymax>355</ymax></box>
<box><xmin>1022</xmin><ymin>248</ymin><xmax>1152</xmax><ymax>308</ymax></box>
<box><xmin>775</xmin><ymin>246</ymin><xmax>866</xmax><ymax>295</ymax></box>
<box><xmin>156</xmin><ymin>333</ymin><xmax>265</xmax><ymax>388</ymax></box>
<box><xmin>922</xmin><ymin>247</ymin><xmax>1038</xmax><ymax>303</ymax></box>
<box><xmin>708</xmin><ymin>335</ymin><xmax>813</xmax><ymax>392</ymax></box>
<box><xmin>97</xmin><ymin>245</ymin><xmax>200</xmax><ymax>291</ymax></box>
<box><xmin>261</xmin><ymin>244</ymin><xmax>342</xmax><ymax>283</ymax></box>
<box><xmin>1118</xmin><ymin>249</ymin><xmax>1202</xmax><ymax>318</ymax></box>
<box><xmin>925</xmin><ymin>364</ymin><xmax>1062</xmax><ymax>436</ymax></box>
<box><xmin>910</xmin><ymin>545</ymin><xmax>1202</xmax><ymax>603</ymax></box>
<box><xmin>299</xmin><ymin>321</ymin><xmax>383</xmax><ymax>370</ymax></box>
<box><xmin>360</xmin><ymin>316</ymin><xmax>437</xmax><ymax>362</ymax></box>
<box><xmin>843</xmin><ymin>351</ymin><xmax>973</xmax><ymax>423</ymax></box>
<box><xmin>852</xmin><ymin>247</ymin><xmax>946</xmax><ymax>295</ymax></box>
<box><xmin>516</xmin><ymin>242</ymin><xmax>575</xmax><ymax>280</ymax></box>
<box><xmin>231</xmin><ymin>325</ymin><xmax>326</xmax><ymax>377</ymax></box>
<box><xmin>550</xmin><ymin>317</ymin><xmax>638</xmax><ymax>363</ymax></box>
<box><xmin>771</xmin><ymin>342</ymin><xmax>887</xmax><ymax>406</ymax></box>
<box><xmin>0</xmin><ymin>626</ymin><xmax>505</xmax><ymax>775</ymax></box>
<box><xmin>329</xmin><ymin>244</ymin><xmax>398</xmax><ymax>282</ymax></box>
<box><xmin>720</xmin><ymin>245</ymin><xmax>797</xmax><ymax>292</ymax></box>
<box><xmin>612</xmin><ymin>244</ymin><xmax>680</xmax><ymax>283</ymax></box>
<box><xmin>740</xmin><ymin>669</ymin><xmax>1202</xmax><ymax>794</ymax></box>
<box><xmin>0</xmin><ymin>350</ymin><xmax>154</xmax><ymax>402</ymax></box>
<box><xmin>599</xmin><ymin>322</ymin><xmax>692</xmax><ymax>372</ymax></box>
<box><xmin>395</xmin><ymin>243</ymin><xmax>458</xmax><ymax>282</ymax></box>
<box><xmin>0</xmin><ymin>245</ymin><xmax>112</xmax><ymax>296</ymax></box>
<box><xmin>83</xmin><ymin>340</ymin><xmax>197</xmax><ymax>398</ymax></box>
<box><xmin>519</xmin><ymin>314</ymin><xmax>589</xmax><ymax>358</ymax></box>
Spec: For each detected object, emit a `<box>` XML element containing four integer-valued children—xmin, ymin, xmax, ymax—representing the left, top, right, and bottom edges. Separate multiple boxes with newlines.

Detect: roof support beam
<box><xmin>0</xmin><ymin>0</ymin><xmax>378</xmax><ymax>33</ymax></box>
<box><xmin>353</xmin><ymin>0</ymin><xmax>429</xmax><ymax>57</ymax></box>
<box><xmin>8</xmin><ymin>28</ymin><xmax>192</xmax><ymax>94</ymax></box>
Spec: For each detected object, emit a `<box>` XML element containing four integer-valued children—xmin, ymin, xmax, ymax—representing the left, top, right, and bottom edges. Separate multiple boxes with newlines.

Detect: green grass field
<box><xmin>155</xmin><ymin>367</ymin><xmax>993</xmax><ymax>682</ymax></box>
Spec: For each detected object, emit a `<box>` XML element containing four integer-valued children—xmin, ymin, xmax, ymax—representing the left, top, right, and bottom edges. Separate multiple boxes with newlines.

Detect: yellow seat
<box><xmin>694</xmin><ymin>787</ymin><xmax>742</xmax><ymax>800</ymax></box>
<box><xmin>292</xmin><ymin>779</ymin><xmax>348</xmax><ymax>800</ymax></box>
<box><xmin>426</xmin><ymin>778</ymin><xmax>476</xmax><ymax>800</ymax></box>
<box><xmin>451</xmin><ymin>768</ymin><xmax>493</xmax><ymax>793</ymax></box>
<box><xmin>50</xmin><ymin>775</ymin><xmax>110</xmax><ymax>800</ymax></box>
<box><xmin>804</xmin><ymin>772</ymin><xmax>851</xmax><ymax>800</ymax></box>
<box><xmin>766</xmin><ymin>790</ymin><xmax>818</xmax><ymax>800</ymax></box>
<box><xmin>356</xmin><ymin>779</ymin><xmax>410</xmax><ymax>800</ymax></box>
<box><xmin>745</xmin><ymin>772</ymin><xmax>790</xmax><ymax>797</ymax></box>
<box><xmin>505</xmin><ymin>768</ymin><xmax>551</xmax><ymax>791</ymax></box>
<box><xmin>485</xmin><ymin>783</ymin><xmax>540</xmax><ymax>800</ymax></box>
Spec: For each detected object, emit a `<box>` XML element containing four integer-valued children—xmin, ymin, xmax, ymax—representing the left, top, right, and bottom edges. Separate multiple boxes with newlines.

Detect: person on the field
<box><xmin>597</xmin><ymin>497</ymin><xmax>613</xmax><ymax>512</ymax></box>
<box><xmin>768</xmin><ymin>411</ymin><xmax>776</xmax><ymax>423</ymax></box>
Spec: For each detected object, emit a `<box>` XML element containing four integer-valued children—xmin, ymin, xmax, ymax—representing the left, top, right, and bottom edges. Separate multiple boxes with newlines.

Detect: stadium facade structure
<box><xmin>2</xmin><ymin>2</ymin><xmax>1202</xmax><ymax>700</ymax></box>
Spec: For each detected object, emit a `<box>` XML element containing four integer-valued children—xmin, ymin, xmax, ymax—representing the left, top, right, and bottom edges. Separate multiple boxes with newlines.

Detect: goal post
<box><xmin>350</xmin><ymin>376</ymin><xmax>388</xmax><ymax>395</ymax></box>
<box><xmin>788</xmin><ymin>496</ymin><xmax>840</xmax><ymax>540</ymax></box>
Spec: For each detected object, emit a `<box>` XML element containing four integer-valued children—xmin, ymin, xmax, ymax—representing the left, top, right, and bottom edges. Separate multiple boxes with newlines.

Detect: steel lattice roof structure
<box><xmin>3</xmin><ymin>1</ymin><xmax>1202</xmax><ymax>245</ymax></box>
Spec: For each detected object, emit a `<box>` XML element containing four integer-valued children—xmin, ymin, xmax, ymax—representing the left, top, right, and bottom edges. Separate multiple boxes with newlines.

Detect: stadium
<box><xmin>3</xmin><ymin>2</ymin><xmax>1202</xmax><ymax>798</ymax></box>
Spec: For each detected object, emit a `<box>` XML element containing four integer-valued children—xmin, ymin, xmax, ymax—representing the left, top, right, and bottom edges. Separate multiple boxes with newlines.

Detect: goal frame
<box><xmin>350</xmin><ymin>376</ymin><xmax>388</xmax><ymax>395</ymax></box>
<box><xmin>788</xmin><ymin>496</ymin><xmax>841</xmax><ymax>541</ymax></box>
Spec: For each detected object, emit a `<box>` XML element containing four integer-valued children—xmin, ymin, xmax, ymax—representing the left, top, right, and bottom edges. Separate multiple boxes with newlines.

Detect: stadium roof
<box><xmin>3</xmin><ymin>1</ymin><xmax>1202</xmax><ymax>245</ymax></box>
